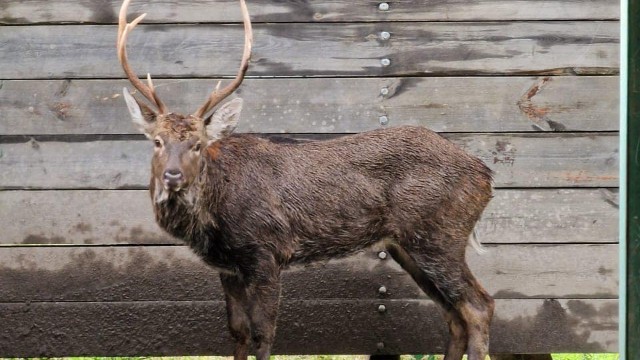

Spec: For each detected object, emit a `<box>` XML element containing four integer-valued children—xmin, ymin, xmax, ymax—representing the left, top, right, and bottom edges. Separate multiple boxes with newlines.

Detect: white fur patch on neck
<box><xmin>154</xmin><ymin>179</ymin><xmax>169</xmax><ymax>204</ymax></box>
<box><xmin>179</xmin><ymin>187</ymin><xmax>197</xmax><ymax>207</ymax></box>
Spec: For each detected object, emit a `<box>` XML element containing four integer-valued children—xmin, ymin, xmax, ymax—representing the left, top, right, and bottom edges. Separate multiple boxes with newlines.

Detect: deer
<box><xmin>116</xmin><ymin>1</ymin><xmax>495</xmax><ymax>359</ymax></box>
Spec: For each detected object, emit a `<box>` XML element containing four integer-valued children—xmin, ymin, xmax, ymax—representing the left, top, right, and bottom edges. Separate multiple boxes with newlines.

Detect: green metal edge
<box><xmin>620</xmin><ymin>0</ymin><xmax>628</xmax><ymax>356</ymax></box>
<box><xmin>626</xmin><ymin>0</ymin><xmax>640</xmax><ymax>357</ymax></box>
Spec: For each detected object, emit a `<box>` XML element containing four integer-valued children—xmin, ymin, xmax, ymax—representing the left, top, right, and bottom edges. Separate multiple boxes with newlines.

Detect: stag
<box><xmin>117</xmin><ymin>1</ymin><xmax>495</xmax><ymax>359</ymax></box>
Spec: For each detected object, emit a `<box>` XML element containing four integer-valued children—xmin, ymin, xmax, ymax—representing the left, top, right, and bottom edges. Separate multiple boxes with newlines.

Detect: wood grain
<box><xmin>1</xmin><ymin>189</ymin><xmax>618</xmax><ymax>245</ymax></box>
<box><xmin>0</xmin><ymin>133</ymin><xmax>618</xmax><ymax>189</ymax></box>
<box><xmin>0</xmin><ymin>0</ymin><xmax>620</xmax><ymax>24</ymax></box>
<box><xmin>0</xmin><ymin>299</ymin><xmax>617</xmax><ymax>356</ymax></box>
<box><xmin>0</xmin><ymin>244</ymin><xmax>618</xmax><ymax>301</ymax></box>
<box><xmin>0</xmin><ymin>22</ymin><xmax>619</xmax><ymax>79</ymax></box>
<box><xmin>0</xmin><ymin>77</ymin><xmax>619</xmax><ymax>135</ymax></box>
<box><xmin>0</xmin><ymin>0</ymin><xmax>621</xmax><ymax>356</ymax></box>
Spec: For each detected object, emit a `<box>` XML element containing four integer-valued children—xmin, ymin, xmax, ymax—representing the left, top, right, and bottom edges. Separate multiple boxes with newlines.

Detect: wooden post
<box><xmin>369</xmin><ymin>355</ymin><xmax>400</xmax><ymax>360</ymax></box>
<box><xmin>626</xmin><ymin>0</ymin><xmax>640</xmax><ymax>356</ymax></box>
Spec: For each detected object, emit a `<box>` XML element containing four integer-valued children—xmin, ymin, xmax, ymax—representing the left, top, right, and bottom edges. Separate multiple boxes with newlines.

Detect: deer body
<box><xmin>117</xmin><ymin>1</ymin><xmax>495</xmax><ymax>359</ymax></box>
<box><xmin>154</xmin><ymin>127</ymin><xmax>492</xmax><ymax>268</ymax></box>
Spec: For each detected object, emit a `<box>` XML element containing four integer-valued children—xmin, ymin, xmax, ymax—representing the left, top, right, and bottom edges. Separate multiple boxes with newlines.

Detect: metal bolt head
<box><xmin>378</xmin><ymin>286</ymin><xmax>388</xmax><ymax>295</ymax></box>
<box><xmin>380</xmin><ymin>31</ymin><xmax>391</xmax><ymax>41</ymax></box>
<box><xmin>379</xmin><ymin>115</ymin><xmax>389</xmax><ymax>126</ymax></box>
<box><xmin>377</xmin><ymin>342</ymin><xmax>385</xmax><ymax>350</ymax></box>
<box><xmin>378</xmin><ymin>2</ymin><xmax>390</xmax><ymax>11</ymax></box>
<box><xmin>380</xmin><ymin>58</ymin><xmax>391</xmax><ymax>67</ymax></box>
<box><xmin>380</xmin><ymin>87</ymin><xmax>389</xmax><ymax>95</ymax></box>
<box><xmin>378</xmin><ymin>250</ymin><xmax>388</xmax><ymax>259</ymax></box>
<box><xmin>378</xmin><ymin>304</ymin><xmax>387</xmax><ymax>313</ymax></box>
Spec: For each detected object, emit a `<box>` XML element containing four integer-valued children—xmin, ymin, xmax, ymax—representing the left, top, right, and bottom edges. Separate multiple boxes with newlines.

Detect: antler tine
<box><xmin>117</xmin><ymin>0</ymin><xmax>168</xmax><ymax>114</ymax></box>
<box><xmin>193</xmin><ymin>0</ymin><xmax>253</xmax><ymax>118</ymax></box>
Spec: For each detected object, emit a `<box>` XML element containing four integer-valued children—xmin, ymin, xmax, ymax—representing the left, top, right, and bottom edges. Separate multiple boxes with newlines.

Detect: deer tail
<box><xmin>470</xmin><ymin>229</ymin><xmax>488</xmax><ymax>255</ymax></box>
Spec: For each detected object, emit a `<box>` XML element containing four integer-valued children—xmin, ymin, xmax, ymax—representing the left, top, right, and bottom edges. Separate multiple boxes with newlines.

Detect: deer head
<box><xmin>117</xmin><ymin>0</ymin><xmax>252</xmax><ymax>201</ymax></box>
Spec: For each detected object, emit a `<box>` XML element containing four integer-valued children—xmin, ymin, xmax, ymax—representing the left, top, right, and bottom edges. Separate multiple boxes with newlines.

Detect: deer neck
<box><xmin>151</xmin><ymin>182</ymin><xmax>198</xmax><ymax>240</ymax></box>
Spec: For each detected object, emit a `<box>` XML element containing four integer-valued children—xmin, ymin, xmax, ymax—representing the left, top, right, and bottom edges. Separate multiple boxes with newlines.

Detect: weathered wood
<box><xmin>0</xmin><ymin>0</ymin><xmax>620</xmax><ymax>24</ymax></box>
<box><xmin>0</xmin><ymin>0</ymin><xmax>621</xmax><ymax>356</ymax></box>
<box><xmin>0</xmin><ymin>22</ymin><xmax>619</xmax><ymax>79</ymax></box>
<box><xmin>0</xmin><ymin>133</ymin><xmax>618</xmax><ymax>189</ymax></box>
<box><xmin>1</xmin><ymin>189</ymin><xmax>618</xmax><ymax>245</ymax></box>
<box><xmin>0</xmin><ymin>299</ymin><xmax>617</xmax><ymax>356</ymax></box>
<box><xmin>0</xmin><ymin>77</ymin><xmax>619</xmax><ymax>135</ymax></box>
<box><xmin>0</xmin><ymin>244</ymin><xmax>618</xmax><ymax>302</ymax></box>
<box><xmin>0</xmin><ymin>190</ymin><xmax>173</xmax><ymax>245</ymax></box>
<box><xmin>476</xmin><ymin>189</ymin><xmax>618</xmax><ymax>244</ymax></box>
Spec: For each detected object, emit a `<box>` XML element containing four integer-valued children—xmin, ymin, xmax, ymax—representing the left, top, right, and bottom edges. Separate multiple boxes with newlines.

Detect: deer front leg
<box><xmin>244</xmin><ymin>258</ymin><xmax>282</xmax><ymax>360</ymax></box>
<box><xmin>220</xmin><ymin>273</ymin><xmax>251</xmax><ymax>360</ymax></box>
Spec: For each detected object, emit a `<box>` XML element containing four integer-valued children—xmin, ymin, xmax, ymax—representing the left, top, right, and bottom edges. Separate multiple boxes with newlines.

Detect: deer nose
<box><xmin>163</xmin><ymin>169</ymin><xmax>184</xmax><ymax>183</ymax></box>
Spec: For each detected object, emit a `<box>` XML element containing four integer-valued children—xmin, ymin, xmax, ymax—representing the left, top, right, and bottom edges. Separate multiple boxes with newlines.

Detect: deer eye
<box><xmin>193</xmin><ymin>142</ymin><xmax>202</xmax><ymax>152</ymax></box>
<box><xmin>154</xmin><ymin>139</ymin><xmax>162</xmax><ymax>148</ymax></box>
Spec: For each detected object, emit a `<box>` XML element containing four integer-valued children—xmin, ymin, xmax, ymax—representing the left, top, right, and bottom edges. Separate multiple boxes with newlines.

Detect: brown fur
<box><xmin>118</xmin><ymin>0</ymin><xmax>493</xmax><ymax>353</ymax></box>
<box><xmin>207</xmin><ymin>141</ymin><xmax>222</xmax><ymax>160</ymax></box>
<box><xmin>141</xmin><ymin>115</ymin><xmax>494</xmax><ymax>360</ymax></box>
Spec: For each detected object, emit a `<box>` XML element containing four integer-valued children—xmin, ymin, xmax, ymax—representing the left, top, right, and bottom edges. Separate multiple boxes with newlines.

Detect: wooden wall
<box><xmin>0</xmin><ymin>0</ymin><xmax>619</xmax><ymax>356</ymax></box>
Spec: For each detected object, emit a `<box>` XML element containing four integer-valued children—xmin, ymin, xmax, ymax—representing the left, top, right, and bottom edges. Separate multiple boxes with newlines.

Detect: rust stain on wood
<box><xmin>563</xmin><ymin>171</ymin><xmax>617</xmax><ymax>183</ymax></box>
<box><xmin>49</xmin><ymin>102</ymin><xmax>71</xmax><ymax>121</ymax></box>
<box><xmin>491</xmin><ymin>140</ymin><xmax>516</xmax><ymax>165</ymax></box>
<box><xmin>517</xmin><ymin>77</ymin><xmax>569</xmax><ymax>131</ymax></box>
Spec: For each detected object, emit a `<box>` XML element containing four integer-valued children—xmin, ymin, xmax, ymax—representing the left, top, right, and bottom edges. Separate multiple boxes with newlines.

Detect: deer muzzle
<box><xmin>163</xmin><ymin>169</ymin><xmax>185</xmax><ymax>190</ymax></box>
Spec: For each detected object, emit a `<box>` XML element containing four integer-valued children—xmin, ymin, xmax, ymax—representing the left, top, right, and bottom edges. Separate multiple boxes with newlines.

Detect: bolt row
<box><xmin>376</xmin><ymin>251</ymin><xmax>388</xmax><ymax>351</ymax></box>
<box><xmin>376</xmin><ymin>3</ymin><xmax>391</xmax><ymax>126</ymax></box>
<box><xmin>374</xmin><ymin>6</ymin><xmax>393</xmax><ymax>353</ymax></box>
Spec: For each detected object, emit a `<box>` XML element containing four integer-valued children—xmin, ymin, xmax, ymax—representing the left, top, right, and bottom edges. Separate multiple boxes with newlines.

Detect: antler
<box><xmin>117</xmin><ymin>0</ymin><xmax>168</xmax><ymax>114</ymax></box>
<box><xmin>193</xmin><ymin>0</ymin><xmax>253</xmax><ymax>118</ymax></box>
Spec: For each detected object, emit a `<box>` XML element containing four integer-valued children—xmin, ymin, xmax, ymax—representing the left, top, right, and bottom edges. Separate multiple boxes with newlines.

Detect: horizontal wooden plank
<box><xmin>1</xmin><ymin>190</ymin><xmax>174</xmax><ymax>245</ymax></box>
<box><xmin>0</xmin><ymin>77</ymin><xmax>619</xmax><ymax>135</ymax></box>
<box><xmin>0</xmin><ymin>0</ymin><xmax>620</xmax><ymax>24</ymax></box>
<box><xmin>1</xmin><ymin>189</ymin><xmax>618</xmax><ymax>245</ymax></box>
<box><xmin>1</xmin><ymin>22</ymin><xmax>619</xmax><ymax>79</ymax></box>
<box><xmin>0</xmin><ymin>244</ymin><xmax>618</xmax><ymax>302</ymax></box>
<box><xmin>476</xmin><ymin>189</ymin><xmax>618</xmax><ymax>244</ymax></box>
<box><xmin>0</xmin><ymin>133</ymin><xmax>618</xmax><ymax>189</ymax></box>
<box><xmin>0</xmin><ymin>299</ymin><xmax>617</xmax><ymax>356</ymax></box>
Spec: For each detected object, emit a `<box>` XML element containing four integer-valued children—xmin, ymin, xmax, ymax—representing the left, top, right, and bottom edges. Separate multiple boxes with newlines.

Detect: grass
<box><xmin>2</xmin><ymin>355</ymin><xmax>619</xmax><ymax>360</ymax></box>
<box><xmin>394</xmin><ymin>356</ymin><xmax>609</xmax><ymax>359</ymax></box>
<box><xmin>550</xmin><ymin>355</ymin><xmax>619</xmax><ymax>360</ymax></box>
<box><xmin>404</xmin><ymin>356</ymin><xmax>620</xmax><ymax>360</ymax></box>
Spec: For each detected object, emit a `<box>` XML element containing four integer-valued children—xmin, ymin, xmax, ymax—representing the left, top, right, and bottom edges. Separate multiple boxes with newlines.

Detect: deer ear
<box><xmin>123</xmin><ymin>87</ymin><xmax>157</xmax><ymax>139</ymax></box>
<box><xmin>204</xmin><ymin>98</ymin><xmax>243</xmax><ymax>144</ymax></box>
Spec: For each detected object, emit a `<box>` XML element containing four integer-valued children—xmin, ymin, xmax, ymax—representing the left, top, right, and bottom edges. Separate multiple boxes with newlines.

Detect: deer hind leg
<box><xmin>457</xmin><ymin>265</ymin><xmax>494</xmax><ymax>360</ymax></box>
<box><xmin>388</xmin><ymin>235</ymin><xmax>493</xmax><ymax>360</ymax></box>
<box><xmin>387</xmin><ymin>244</ymin><xmax>467</xmax><ymax>360</ymax></box>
